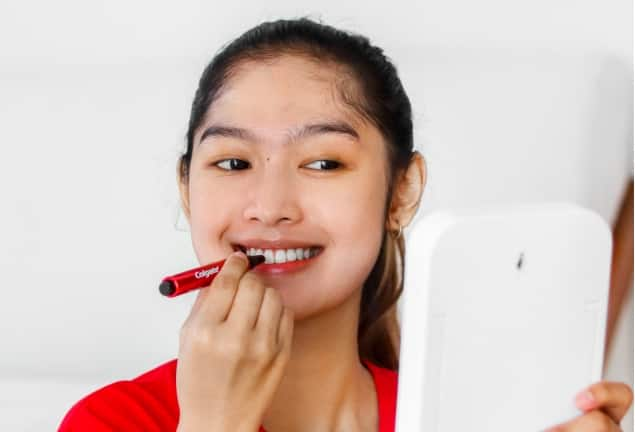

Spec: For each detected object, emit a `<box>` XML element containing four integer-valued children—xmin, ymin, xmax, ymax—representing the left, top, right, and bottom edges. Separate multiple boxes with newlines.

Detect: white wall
<box><xmin>0</xmin><ymin>0</ymin><xmax>631</xmax><ymax>430</ymax></box>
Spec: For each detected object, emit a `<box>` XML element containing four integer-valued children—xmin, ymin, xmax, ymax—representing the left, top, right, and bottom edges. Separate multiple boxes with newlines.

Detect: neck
<box><xmin>261</xmin><ymin>289</ymin><xmax>378</xmax><ymax>432</ymax></box>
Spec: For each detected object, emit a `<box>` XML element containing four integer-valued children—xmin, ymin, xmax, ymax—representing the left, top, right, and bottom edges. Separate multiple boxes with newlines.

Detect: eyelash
<box><xmin>212</xmin><ymin>158</ymin><xmax>342</xmax><ymax>171</ymax></box>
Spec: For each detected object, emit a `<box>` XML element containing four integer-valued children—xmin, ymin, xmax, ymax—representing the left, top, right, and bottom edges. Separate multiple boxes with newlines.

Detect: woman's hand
<box><xmin>176</xmin><ymin>251</ymin><xmax>294</xmax><ymax>432</ymax></box>
<box><xmin>545</xmin><ymin>381</ymin><xmax>633</xmax><ymax>431</ymax></box>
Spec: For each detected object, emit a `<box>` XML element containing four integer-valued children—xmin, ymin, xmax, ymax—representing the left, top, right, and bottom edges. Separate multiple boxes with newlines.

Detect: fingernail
<box><xmin>575</xmin><ymin>389</ymin><xmax>596</xmax><ymax>410</ymax></box>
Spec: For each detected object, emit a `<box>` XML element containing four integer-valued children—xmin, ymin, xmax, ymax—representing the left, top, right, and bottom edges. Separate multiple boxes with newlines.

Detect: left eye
<box><xmin>214</xmin><ymin>159</ymin><xmax>250</xmax><ymax>170</ymax></box>
<box><xmin>304</xmin><ymin>160</ymin><xmax>341</xmax><ymax>170</ymax></box>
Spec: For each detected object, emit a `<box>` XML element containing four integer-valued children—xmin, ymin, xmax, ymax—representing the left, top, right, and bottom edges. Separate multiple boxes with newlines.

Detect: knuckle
<box><xmin>250</xmin><ymin>338</ymin><xmax>275</xmax><ymax>361</ymax></box>
<box><xmin>220</xmin><ymin>332</ymin><xmax>249</xmax><ymax>358</ymax></box>
<box><xmin>182</xmin><ymin>324</ymin><xmax>214</xmax><ymax>349</ymax></box>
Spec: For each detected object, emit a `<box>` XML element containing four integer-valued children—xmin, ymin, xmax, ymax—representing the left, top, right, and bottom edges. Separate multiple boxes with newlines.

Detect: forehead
<box><xmin>202</xmin><ymin>54</ymin><xmax>365</xmax><ymax>131</ymax></box>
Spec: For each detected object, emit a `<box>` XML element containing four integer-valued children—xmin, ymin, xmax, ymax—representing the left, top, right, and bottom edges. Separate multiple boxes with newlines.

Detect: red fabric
<box><xmin>58</xmin><ymin>358</ymin><xmax>398</xmax><ymax>432</ymax></box>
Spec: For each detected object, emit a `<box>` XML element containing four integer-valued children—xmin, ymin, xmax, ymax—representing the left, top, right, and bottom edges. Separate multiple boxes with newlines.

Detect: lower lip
<box><xmin>251</xmin><ymin>249</ymin><xmax>323</xmax><ymax>275</ymax></box>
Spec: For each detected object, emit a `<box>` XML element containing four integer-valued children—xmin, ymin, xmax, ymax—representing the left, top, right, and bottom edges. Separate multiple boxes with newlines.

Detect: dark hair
<box><xmin>179</xmin><ymin>17</ymin><xmax>414</xmax><ymax>371</ymax></box>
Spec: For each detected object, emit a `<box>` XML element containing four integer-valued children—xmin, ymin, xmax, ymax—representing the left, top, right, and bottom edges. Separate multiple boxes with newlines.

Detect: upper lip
<box><xmin>232</xmin><ymin>239</ymin><xmax>323</xmax><ymax>251</ymax></box>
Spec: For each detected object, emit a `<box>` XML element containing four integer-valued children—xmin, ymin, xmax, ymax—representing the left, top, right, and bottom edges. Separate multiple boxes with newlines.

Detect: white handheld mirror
<box><xmin>395</xmin><ymin>202</ymin><xmax>612</xmax><ymax>432</ymax></box>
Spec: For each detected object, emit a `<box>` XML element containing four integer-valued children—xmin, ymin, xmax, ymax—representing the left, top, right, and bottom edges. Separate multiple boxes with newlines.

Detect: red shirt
<box><xmin>58</xmin><ymin>358</ymin><xmax>398</xmax><ymax>432</ymax></box>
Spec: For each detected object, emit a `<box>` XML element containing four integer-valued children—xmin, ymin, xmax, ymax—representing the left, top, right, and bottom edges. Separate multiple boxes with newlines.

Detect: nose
<box><xmin>242</xmin><ymin>164</ymin><xmax>302</xmax><ymax>227</ymax></box>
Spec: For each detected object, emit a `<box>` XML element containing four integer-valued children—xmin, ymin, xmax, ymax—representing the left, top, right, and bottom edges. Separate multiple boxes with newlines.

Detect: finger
<box><xmin>185</xmin><ymin>259</ymin><xmax>231</xmax><ymax>321</ymax></box>
<box><xmin>199</xmin><ymin>251</ymin><xmax>250</xmax><ymax>323</ymax></box>
<box><xmin>254</xmin><ymin>287</ymin><xmax>284</xmax><ymax>347</ymax></box>
<box><xmin>226</xmin><ymin>272</ymin><xmax>266</xmax><ymax>331</ymax></box>
<box><xmin>544</xmin><ymin>409</ymin><xmax>620</xmax><ymax>432</ymax></box>
<box><xmin>189</xmin><ymin>275</ymin><xmax>216</xmax><ymax>316</ymax></box>
<box><xmin>277</xmin><ymin>307</ymin><xmax>294</xmax><ymax>349</ymax></box>
<box><xmin>575</xmin><ymin>381</ymin><xmax>634</xmax><ymax>424</ymax></box>
<box><xmin>185</xmin><ymin>288</ymin><xmax>207</xmax><ymax>325</ymax></box>
<box><xmin>268</xmin><ymin>308</ymin><xmax>294</xmax><ymax>380</ymax></box>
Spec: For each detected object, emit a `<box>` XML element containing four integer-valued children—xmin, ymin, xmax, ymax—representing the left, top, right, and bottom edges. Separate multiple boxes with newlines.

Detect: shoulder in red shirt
<box><xmin>58</xmin><ymin>358</ymin><xmax>398</xmax><ymax>432</ymax></box>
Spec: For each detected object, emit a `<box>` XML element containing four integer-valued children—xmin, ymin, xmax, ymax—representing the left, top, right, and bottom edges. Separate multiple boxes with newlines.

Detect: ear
<box><xmin>385</xmin><ymin>151</ymin><xmax>427</xmax><ymax>232</ymax></box>
<box><xmin>176</xmin><ymin>159</ymin><xmax>191</xmax><ymax>224</ymax></box>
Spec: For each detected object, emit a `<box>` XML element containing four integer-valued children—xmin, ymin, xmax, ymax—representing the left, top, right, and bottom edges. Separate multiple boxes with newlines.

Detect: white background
<box><xmin>0</xmin><ymin>0</ymin><xmax>632</xmax><ymax>430</ymax></box>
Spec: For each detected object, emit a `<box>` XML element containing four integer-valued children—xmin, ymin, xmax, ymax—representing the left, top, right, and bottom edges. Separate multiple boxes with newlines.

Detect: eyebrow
<box><xmin>198</xmin><ymin>121</ymin><xmax>360</xmax><ymax>146</ymax></box>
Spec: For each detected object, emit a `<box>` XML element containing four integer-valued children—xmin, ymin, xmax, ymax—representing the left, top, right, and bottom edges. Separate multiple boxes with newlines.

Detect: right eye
<box><xmin>214</xmin><ymin>159</ymin><xmax>250</xmax><ymax>171</ymax></box>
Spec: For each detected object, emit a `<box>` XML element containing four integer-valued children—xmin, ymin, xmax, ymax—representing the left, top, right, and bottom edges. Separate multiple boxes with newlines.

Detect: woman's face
<box><xmin>180</xmin><ymin>55</ymin><xmax>389</xmax><ymax>321</ymax></box>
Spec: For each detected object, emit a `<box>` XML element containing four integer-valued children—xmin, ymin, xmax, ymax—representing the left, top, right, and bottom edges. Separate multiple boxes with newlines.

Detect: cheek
<box><xmin>327</xmin><ymin>192</ymin><xmax>384</xmax><ymax>248</ymax></box>
<box><xmin>323</xmin><ymin>168</ymin><xmax>386</xmax><ymax>245</ymax></box>
<box><xmin>187</xmin><ymin>179</ymin><xmax>238</xmax><ymax>262</ymax></box>
<box><xmin>317</xmin><ymin>176</ymin><xmax>386</xmax><ymax>289</ymax></box>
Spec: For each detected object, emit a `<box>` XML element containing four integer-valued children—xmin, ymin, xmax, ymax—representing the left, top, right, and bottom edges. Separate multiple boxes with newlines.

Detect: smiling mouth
<box><xmin>231</xmin><ymin>244</ymin><xmax>324</xmax><ymax>264</ymax></box>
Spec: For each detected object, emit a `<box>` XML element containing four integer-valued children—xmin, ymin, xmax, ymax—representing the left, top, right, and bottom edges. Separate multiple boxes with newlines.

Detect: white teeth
<box><xmin>286</xmin><ymin>249</ymin><xmax>297</xmax><ymax>261</ymax></box>
<box><xmin>274</xmin><ymin>250</ymin><xmax>286</xmax><ymax>264</ymax></box>
<box><xmin>264</xmin><ymin>249</ymin><xmax>274</xmax><ymax>264</ymax></box>
<box><xmin>243</xmin><ymin>246</ymin><xmax>320</xmax><ymax>264</ymax></box>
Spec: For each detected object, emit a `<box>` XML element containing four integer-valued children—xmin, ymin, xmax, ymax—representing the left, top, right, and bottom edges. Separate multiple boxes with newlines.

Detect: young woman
<box><xmin>59</xmin><ymin>18</ymin><xmax>632</xmax><ymax>432</ymax></box>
